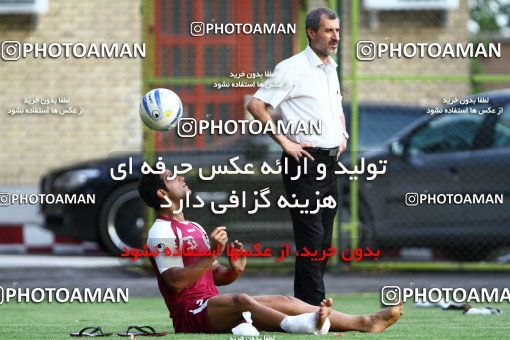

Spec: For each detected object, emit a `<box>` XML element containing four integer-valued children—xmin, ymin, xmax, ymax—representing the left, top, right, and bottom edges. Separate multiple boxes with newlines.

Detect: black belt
<box><xmin>304</xmin><ymin>146</ymin><xmax>338</xmax><ymax>157</ymax></box>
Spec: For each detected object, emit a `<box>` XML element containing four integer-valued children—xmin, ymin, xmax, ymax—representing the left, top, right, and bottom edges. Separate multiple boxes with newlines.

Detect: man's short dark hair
<box><xmin>138</xmin><ymin>171</ymin><xmax>166</xmax><ymax>211</ymax></box>
<box><xmin>305</xmin><ymin>7</ymin><xmax>339</xmax><ymax>42</ymax></box>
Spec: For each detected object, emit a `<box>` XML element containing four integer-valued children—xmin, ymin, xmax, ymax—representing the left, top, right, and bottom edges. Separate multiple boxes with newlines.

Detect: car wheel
<box><xmin>98</xmin><ymin>183</ymin><xmax>144</xmax><ymax>255</ymax></box>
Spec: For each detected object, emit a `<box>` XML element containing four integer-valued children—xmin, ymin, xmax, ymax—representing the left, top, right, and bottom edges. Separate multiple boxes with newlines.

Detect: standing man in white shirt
<box><xmin>247</xmin><ymin>7</ymin><xmax>348</xmax><ymax>306</ymax></box>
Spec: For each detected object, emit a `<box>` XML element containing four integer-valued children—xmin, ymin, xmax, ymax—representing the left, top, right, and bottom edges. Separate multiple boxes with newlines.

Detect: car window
<box><xmin>493</xmin><ymin>103</ymin><xmax>510</xmax><ymax>148</ymax></box>
<box><xmin>408</xmin><ymin>114</ymin><xmax>485</xmax><ymax>154</ymax></box>
<box><xmin>359</xmin><ymin>110</ymin><xmax>422</xmax><ymax>151</ymax></box>
<box><xmin>344</xmin><ymin>107</ymin><xmax>424</xmax><ymax>151</ymax></box>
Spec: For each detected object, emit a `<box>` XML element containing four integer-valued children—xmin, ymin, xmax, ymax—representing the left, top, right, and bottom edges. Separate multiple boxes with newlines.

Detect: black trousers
<box><xmin>281</xmin><ymin>149</ymin><xmax>339</xmax><ymax>306</ymax></box>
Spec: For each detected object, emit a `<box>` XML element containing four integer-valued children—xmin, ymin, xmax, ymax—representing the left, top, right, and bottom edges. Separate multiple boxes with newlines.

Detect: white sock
<box><xmin>280</xmin><ymin>312</ymin><xmax>316</xmax><ymax>334</ymax></box>
<box><xmin>315</xmin><ymin>317</ymin><xmax>330</xmax><ymax>335</ymax></box>
<box><xmin>280</xmin><ymin>312</ymin><xmax>331</xmax><ymax>335</ymax></box>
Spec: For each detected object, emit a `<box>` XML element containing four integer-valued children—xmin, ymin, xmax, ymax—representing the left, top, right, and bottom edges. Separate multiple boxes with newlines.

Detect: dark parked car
<box><xmin>40</xmin><ymin>102</ymin><xmax>426</xmax><ymax>255</ymax></box>
<box><xmin>342</xmin><ymin>89</ymin><xmax>510</xmax><ymax>260</ymax></box>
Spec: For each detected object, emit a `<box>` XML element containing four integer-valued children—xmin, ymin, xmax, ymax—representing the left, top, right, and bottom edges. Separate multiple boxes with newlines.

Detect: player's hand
<box><xmin>228</xmin><ymin>240</ymin><xmax>247</xmax><ymax>273</ymax></box>
<box><xmin>209</xmin><ymin>226</ymin><xmax>228</xmax><ymax>256</ymax></box>
<box><xmin>336</xmin><ymin>136</ymin><xmax>348</xmax><ymax>159</ymax></box>
<box><xmin>281</xmin><ymin>139</ymin><xmax>315</xmax><ymax>163</ymax></box>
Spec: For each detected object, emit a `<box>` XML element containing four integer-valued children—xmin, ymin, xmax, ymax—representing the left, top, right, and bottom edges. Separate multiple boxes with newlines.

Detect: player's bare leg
<box><xmin>207</xmin><ymin>293</ymin><xmax>286</xmax><ymax>332</ymax></box>
<box><xmin>253</xmin><ymin>295</ymin><xmax>403</xmax><ymax>332</ymax></box>
<box><xmin>365</xmin><ymin>301</ymin><xmax>403</xmax><ymax>333</ymax></box>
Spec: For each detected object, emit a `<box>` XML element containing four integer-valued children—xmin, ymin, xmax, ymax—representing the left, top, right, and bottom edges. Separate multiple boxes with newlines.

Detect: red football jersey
<box><xmin>148</xmin><ymin>216</ymin><xmax>219</xmax><ymax>321</ymax></box>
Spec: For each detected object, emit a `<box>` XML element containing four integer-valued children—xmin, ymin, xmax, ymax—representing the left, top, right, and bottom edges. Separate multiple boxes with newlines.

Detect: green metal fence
<box><xmin>141</xmin><ymin>0</ymin><xmax>510</xmax><ymax>270</ymax></box>
<box><xmin>341</xmin><ymin>0</ymin><xmax>510</xmax><ymax>270</ymax></box>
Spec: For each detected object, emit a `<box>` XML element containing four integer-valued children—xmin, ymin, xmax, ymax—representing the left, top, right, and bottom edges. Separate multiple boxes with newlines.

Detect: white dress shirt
<box><xmin>253</xmin><ymin>45</ymin><xmax>344</xmax><ymax>148</ymax></box>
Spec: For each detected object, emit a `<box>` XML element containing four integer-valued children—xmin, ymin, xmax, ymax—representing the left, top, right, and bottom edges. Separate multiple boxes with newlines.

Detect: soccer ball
<box><xmin>139</xmin><ymin>88</ymin><xmax>183</xmax><ymax>131</ymax></box>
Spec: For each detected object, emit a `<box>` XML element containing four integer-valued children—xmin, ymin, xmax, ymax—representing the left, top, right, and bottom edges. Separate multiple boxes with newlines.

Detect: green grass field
<box><xmin>1</xmin><ymin>293</ymin><xmax>508</xmax><ymax>339</ymax></box>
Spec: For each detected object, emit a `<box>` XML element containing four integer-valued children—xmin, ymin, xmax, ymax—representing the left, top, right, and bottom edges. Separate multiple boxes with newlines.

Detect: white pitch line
<box><xmin>0</xmin><ymin>255</ymin><xmax>142</xmax><ymax>268</ymax></box>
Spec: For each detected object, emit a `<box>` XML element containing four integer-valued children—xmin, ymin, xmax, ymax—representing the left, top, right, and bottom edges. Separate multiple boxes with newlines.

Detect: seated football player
<box><xmin>138</xmin><ymin>169</ymin><xmax>403</xmax><ymax>334</ymax></box>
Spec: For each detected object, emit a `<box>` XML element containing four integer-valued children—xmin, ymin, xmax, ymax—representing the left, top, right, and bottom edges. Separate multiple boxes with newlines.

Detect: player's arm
<box><xmin>159</xmin><ymin>227</ymin><xmax>228</xmax><ymax>293</ymax></box>
<box><xmin>211</xmin><ymin>240</ymin><xmax>246</xmax><ymax>286</ymax></box>
<box><xmin>160</xmin><ymin>257</ymin><xmax>216</xmax><ymax>293</ymax></box>
<box><xmin>211</xmin><ymin>261</ymin><xmax>242</xmax><ymax>286</ymax></box>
